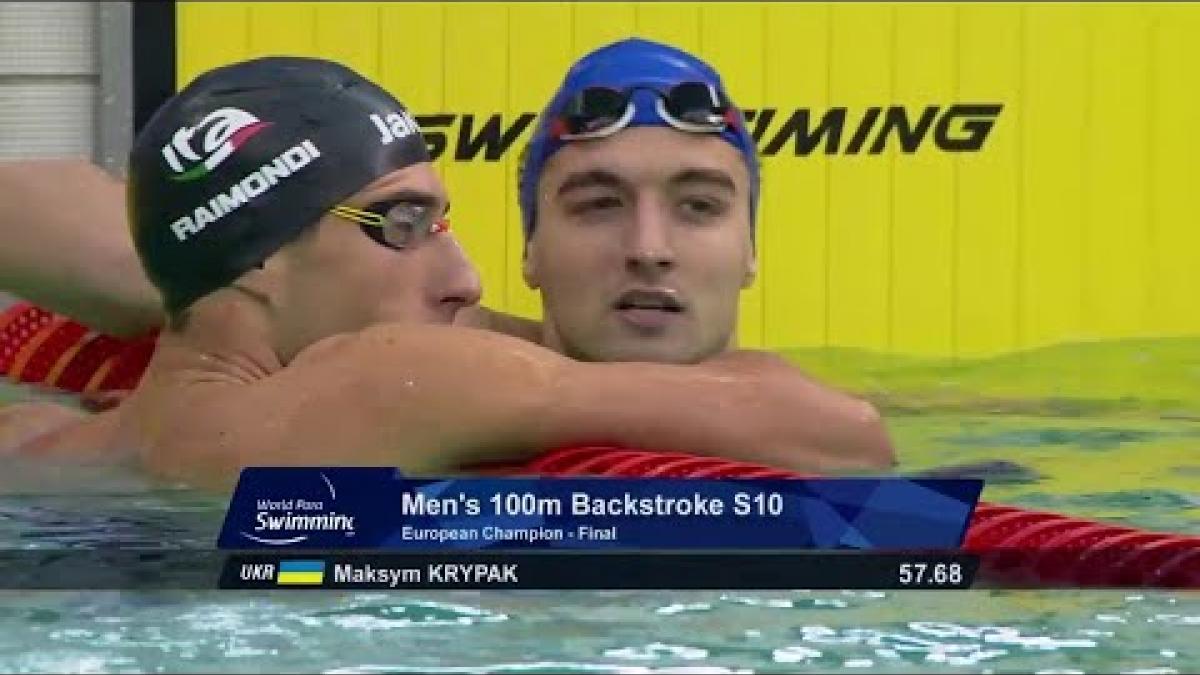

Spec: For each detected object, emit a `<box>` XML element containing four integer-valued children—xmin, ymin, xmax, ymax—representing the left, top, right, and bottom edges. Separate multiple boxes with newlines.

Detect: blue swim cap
<box><xmin>518</xmin><ymin>38</ymin><xmax>759</xmax><ymax>242</ymax></box>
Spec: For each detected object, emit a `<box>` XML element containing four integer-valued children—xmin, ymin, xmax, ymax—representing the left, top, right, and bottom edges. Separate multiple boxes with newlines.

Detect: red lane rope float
<box><xmin>56</xmin><ymin>333</ymin><xmax>129</xmax><ymax>393</ymax></box>
<box><xmin>97</xmin><ymin>332</ymin><xmax>157</xmax><ymax>393</ymax></box>
<box><xmin>12</xmin><ymin>318</ymin><xmax>87</xmax><ymax>385</ymax></box>
<box><xmin>0</xmin><ymin>302</ymin><xmax>55</xmax><ymax>377</ymax></box>
<box><xmin>3</xmin><ymin>301</ymin><xmax>1198</xmax><ymax>588</ymax></box>
<box><xmin>0</xmin><ymin>302</ymin><xmax>158</xmax><ymax>394</ymax></box>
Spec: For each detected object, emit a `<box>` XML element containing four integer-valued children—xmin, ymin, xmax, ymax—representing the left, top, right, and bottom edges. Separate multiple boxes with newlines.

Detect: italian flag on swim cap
<box><xmin>166</xmin><ymin>119</ymin><xmax>274</xmax><ymax>183</ymax></box>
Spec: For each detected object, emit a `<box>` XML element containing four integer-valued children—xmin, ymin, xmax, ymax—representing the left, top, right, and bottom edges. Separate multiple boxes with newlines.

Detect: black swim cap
<box><xmin>128</xmin><ymin>56</ymin><xmax>430</xmax><ymax>314</ymax></box>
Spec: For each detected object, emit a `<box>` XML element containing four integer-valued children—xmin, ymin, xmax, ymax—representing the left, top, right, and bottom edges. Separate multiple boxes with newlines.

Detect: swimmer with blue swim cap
<box><xmin>519</xmin><ymin>39</ymin><xmax>763</xmax><ymax>364</ymax></box>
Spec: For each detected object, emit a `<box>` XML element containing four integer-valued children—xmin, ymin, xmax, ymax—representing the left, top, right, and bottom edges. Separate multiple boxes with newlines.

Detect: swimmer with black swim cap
<box><xmin>8</xmin><ymin>56</ymin><xmax>892</xmax><ymax>486</ymax></box>
<box><xmin>127</xmin><ymin>56</ymin><xmax>476</xmax><ymax>358</ymax></box>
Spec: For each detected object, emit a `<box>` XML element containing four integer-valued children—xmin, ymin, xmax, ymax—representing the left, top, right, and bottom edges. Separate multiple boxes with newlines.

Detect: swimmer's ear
<box><xmin>741</xmin><ymin>242</ymin><xmax>758</xmax><ymax>289</ymax></box>
<box><xmin>522</xmin><ymin>239</ymin><xmax>542</xmax><ymax>290</ymax></box>
<box><xmin>229</xmin><ymin>256</ymin><xmax>280</xmax><ymax>307</ymax></box>
<box><xmin>229</xmin><ymin>281</ymin><xmax>272</xmax><ymax>308</ymax></box>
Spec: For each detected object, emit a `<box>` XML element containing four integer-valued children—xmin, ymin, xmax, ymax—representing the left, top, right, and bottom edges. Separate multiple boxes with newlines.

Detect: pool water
<box><xmin>0</xmin><ymin>338</ymin><xmax>1196</xmax><ymax>674</ymax></box>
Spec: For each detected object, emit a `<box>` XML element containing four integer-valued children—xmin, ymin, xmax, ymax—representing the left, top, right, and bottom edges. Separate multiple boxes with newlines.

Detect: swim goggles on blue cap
<box><xmin>550</xmin><ymin>82</ymin><xmax>739</xmax><ymax>141</ymax></box>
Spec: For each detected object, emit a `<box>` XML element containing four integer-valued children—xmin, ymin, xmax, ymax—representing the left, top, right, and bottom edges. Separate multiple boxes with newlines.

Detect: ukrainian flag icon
<box><xmin>277</xmin><ymin>560</ymin><xmax>326</xmax><ymax>585</ymax></box>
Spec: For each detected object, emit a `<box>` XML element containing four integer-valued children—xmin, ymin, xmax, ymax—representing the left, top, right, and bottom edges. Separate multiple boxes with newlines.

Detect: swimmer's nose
<box><xmin>624</xmin><ymin>202</ymin><xmax>676</xmax><ymax>277</ymax></box>
<box><xmin>437</xmin><ymin>236</ymin><xmax>483</xmax><ymax>312</ymax></box>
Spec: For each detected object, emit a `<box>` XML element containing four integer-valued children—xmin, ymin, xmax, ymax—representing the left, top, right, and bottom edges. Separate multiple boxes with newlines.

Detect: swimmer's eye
<box><xmin>567</xmin><ymin>195</ymin><xmax>624</xmax><ymax>218</ymax></box>
<box><xmin>331</xmin><ymin>200</ymin><xmax>450</xmax><ymax>250</ymax></box>
<box><xmin>677</xmin><ymin>195</ymin><xmax>728</xmax><ymax>222</ymax></box>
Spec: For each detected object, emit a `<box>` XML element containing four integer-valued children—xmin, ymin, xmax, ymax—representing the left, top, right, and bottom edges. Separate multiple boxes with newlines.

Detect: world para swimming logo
<box><xmin>161</xmin><ymin>107</ymin><xmax>272</xmax><ymax>182</ymax></box>
<box><xmin>240</xmin><ymin>471</ymin><xmax>357</xmax><ymax>546</ymax></box>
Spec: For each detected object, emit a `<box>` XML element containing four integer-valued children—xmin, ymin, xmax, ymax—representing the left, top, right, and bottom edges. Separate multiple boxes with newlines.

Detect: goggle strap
<box><xmin>330</xmin><ymin>205</ymin><xmax>387</xmax><ymax>228</ymax></box>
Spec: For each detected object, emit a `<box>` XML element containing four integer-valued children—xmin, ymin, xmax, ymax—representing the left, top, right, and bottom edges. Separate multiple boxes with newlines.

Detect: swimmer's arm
<box><xmin>700</xmin><ymin>349</ymin><xmax>895</xmax><ymax>467</ymax></box>
<box><xmin>434</xmin><ymin>332</ymin><xmax>891</xmax><ymax>467</ymax></box>
<box><xmin>455</xmin><ymin>305</ymin><xmax>542</xmax><ymax>343</ymax></box>
<box><xmin>145</xmin><ymin>325</ymin><xmax>892</xmax><ymax>488</ymax></box>
<box><xmin>0</xmin><ymin>160</ymin><xmax>161</xmax><ymax>336</ymax></box>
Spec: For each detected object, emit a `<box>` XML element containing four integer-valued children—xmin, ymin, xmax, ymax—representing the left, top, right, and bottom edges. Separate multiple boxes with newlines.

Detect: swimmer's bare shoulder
<box><xmin>138</xmin><ymin>323</ymin><xmax>895</xmax><ymax>489</ymax></box>
<box><xmin>137</xmin><ymin>324</ymin><xmax>565</xmax><ymax>487</ymax></box>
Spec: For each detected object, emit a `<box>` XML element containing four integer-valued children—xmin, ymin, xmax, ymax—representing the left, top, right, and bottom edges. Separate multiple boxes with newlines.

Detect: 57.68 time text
<box><xmin>898</xmin><ymin>562</ymin><xmax>963</xmax><ymax>586</ymax></box>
